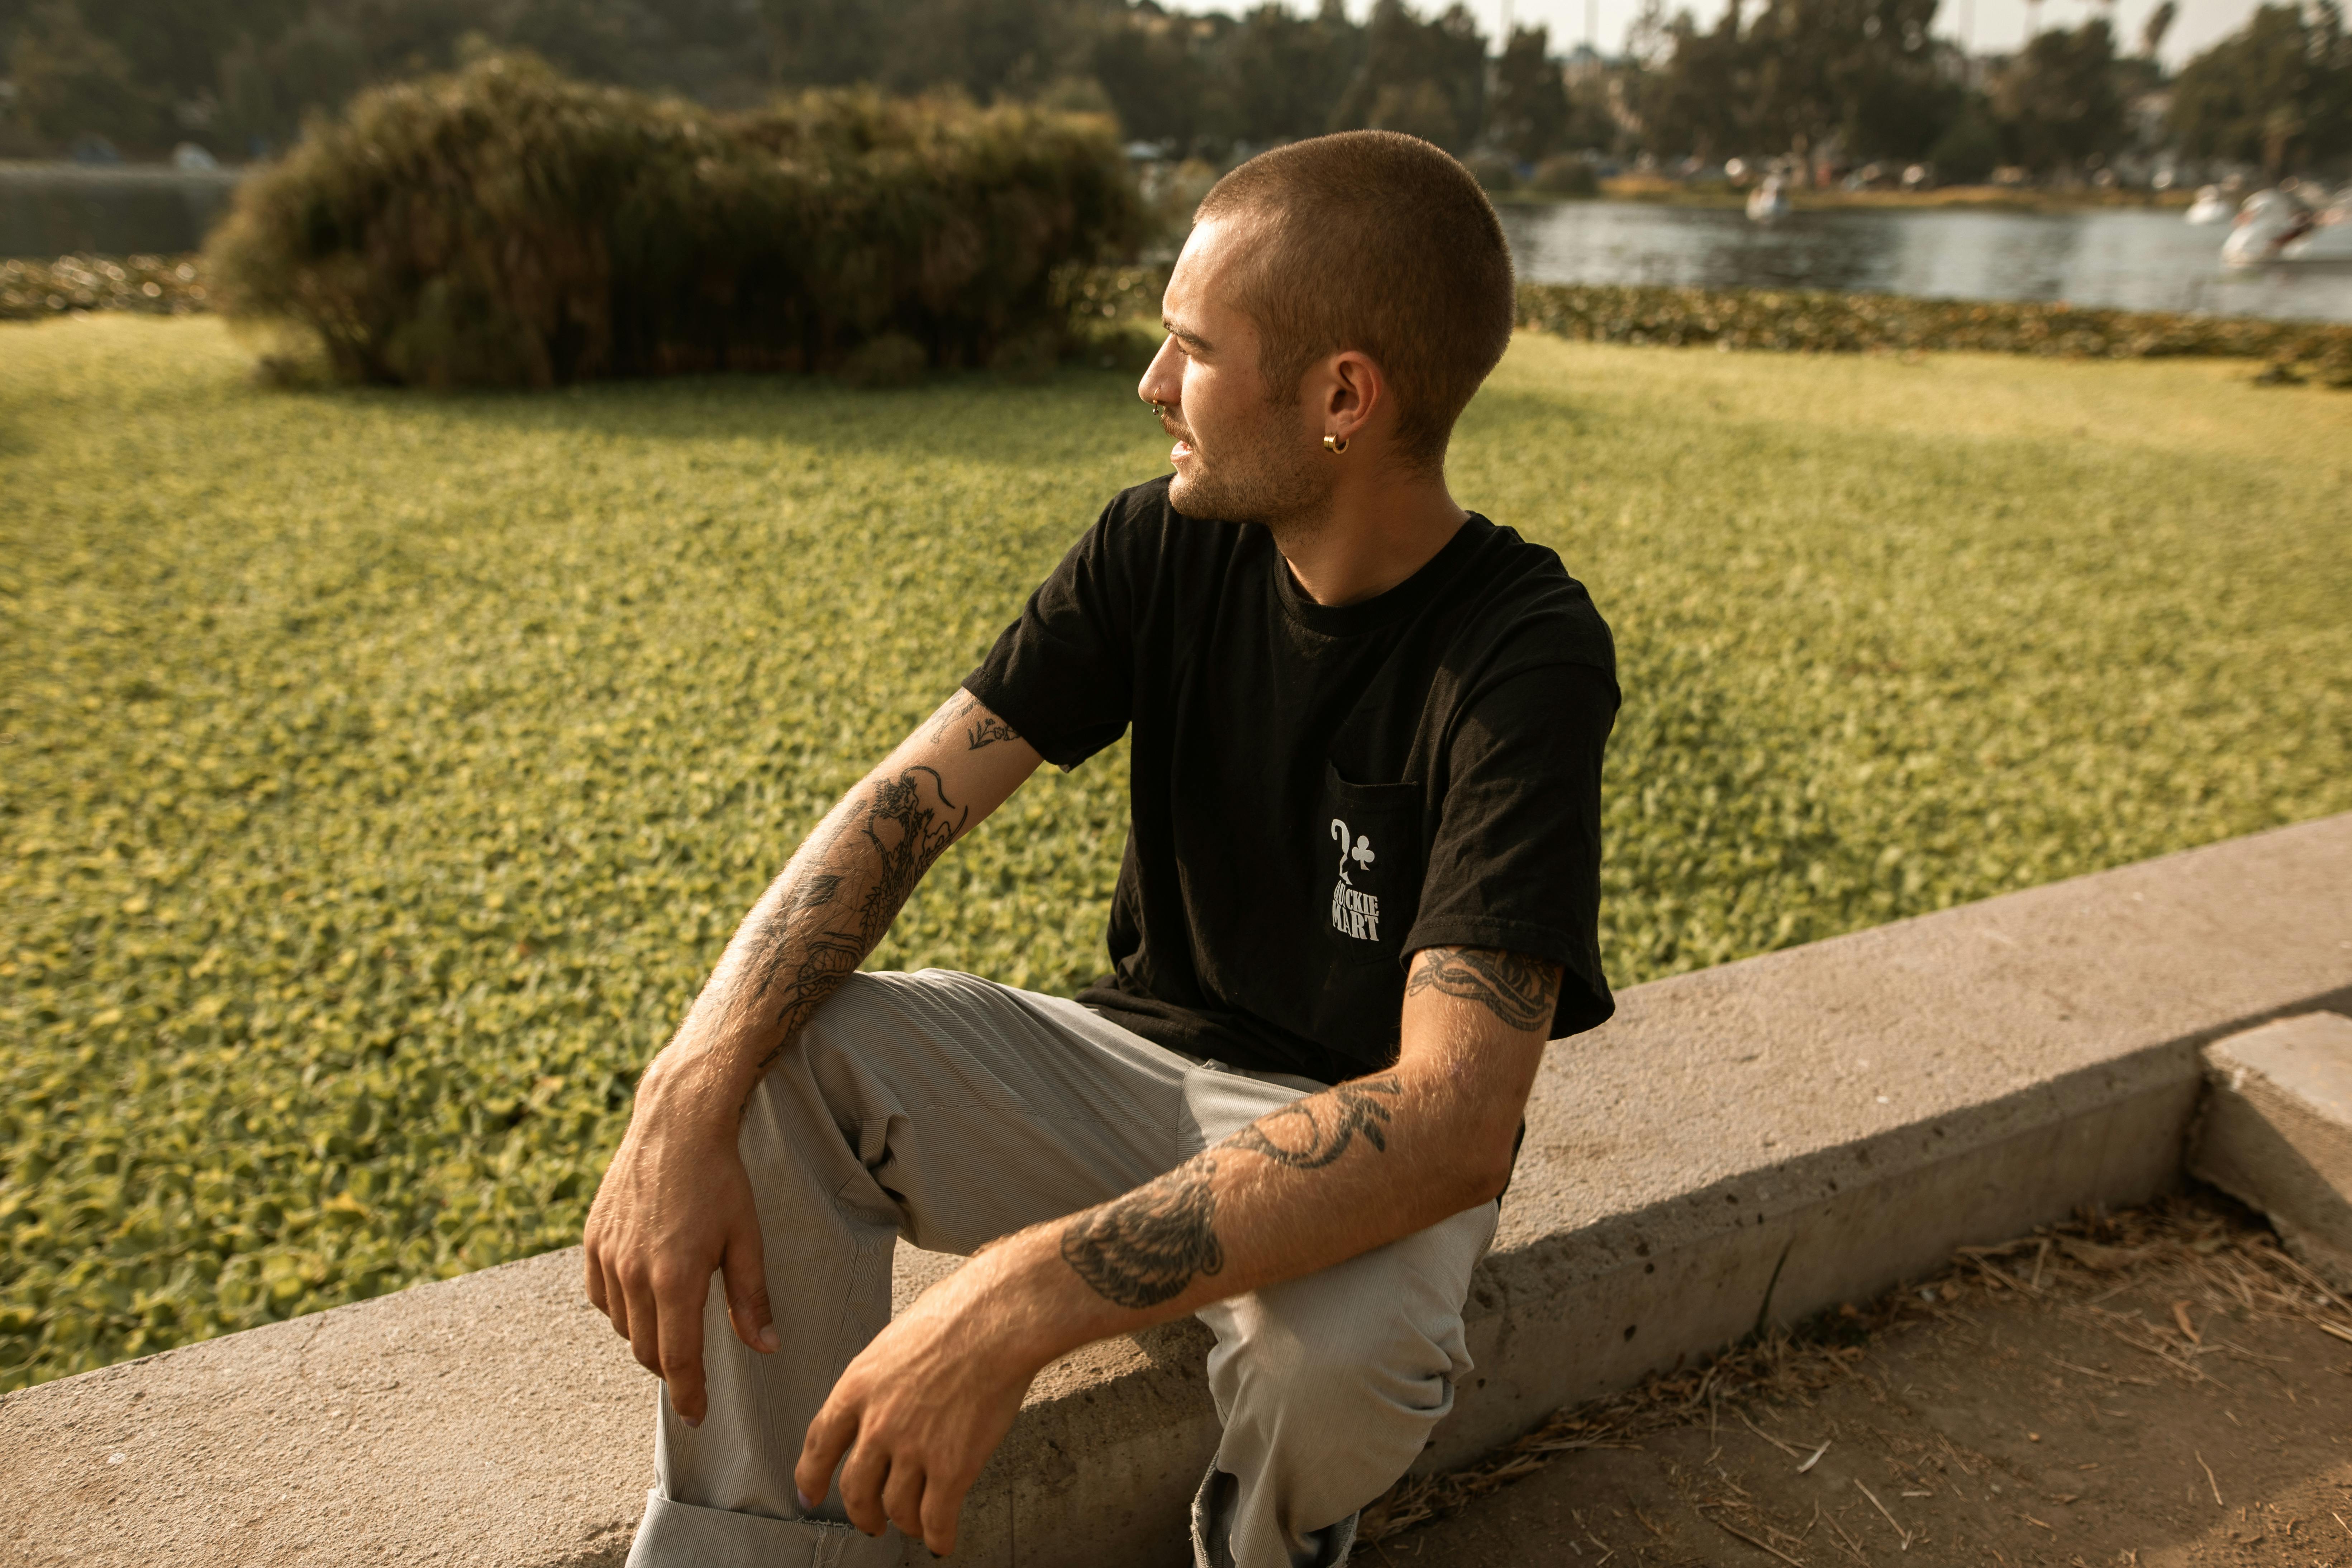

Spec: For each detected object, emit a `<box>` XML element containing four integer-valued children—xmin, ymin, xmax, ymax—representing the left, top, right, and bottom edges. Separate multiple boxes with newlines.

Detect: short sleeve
<box><xmin>961</xmin><ymin>499</ymin><xmax>1139</xmax><ymax>770</ymax></box>
<box><xmin>1405</xmin><ymin>662</ymin><xmax>1618</xmax><ymax>1037</ymax></box>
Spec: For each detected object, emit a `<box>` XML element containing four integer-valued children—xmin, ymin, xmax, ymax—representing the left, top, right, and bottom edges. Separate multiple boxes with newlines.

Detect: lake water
<box><xmin>10</xmin><ymin>165</ymin><xmax>2351</xmax><ymax>325</ymax></box>
<box><xmin>0</xmin><ymin>164</ymin><xmax>239</xmax><ymax>257</ymax></box>
<box><xmin>1498</xmin><ymin>201</ymin><xmax>2352</xmax><ymax>325</ymax></box>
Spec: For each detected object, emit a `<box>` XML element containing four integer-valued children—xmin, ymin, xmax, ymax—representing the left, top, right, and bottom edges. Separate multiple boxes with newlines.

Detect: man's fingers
<box><xmin>586</xmin><ymin>1245</ymin><xmax>632</xmax><ymax>1342</ymax></box>
<box><xmin>622</xmin><ymin>1272</ymin><xmax>661</xmax><ymax>1378</ymax></box>
<box><xmin>837</xmin><ymin>1435</ymin><xmax>891</xmax><ymax>1537</ymax></box>
<box><xmin>597</xmin><ymin>1258</ymin><xmax>632</xmax><ymax>1341</ymax></box>
<box><xmin>582</xmin><ymin>1239</ymin><xmax>605</xmax><ymax>1311</ymax></box>
<box><xmin>654</xmin><ymin>1272</ymin><xmax>710</xmax><ymax>1428</ymax></box>
<box><xmin>721</xmin><ymin>1225</ymin><xmax>779</xmax><ymax>1354</ymax></box>
<box><xmin>880</xmin><ymin>1459</ymin><xmax>927</xmax><ymax>1544</ymax></box>
<box><xmin>920</xmin><ymin>1468</ymin><xmax>968</xmax><ymax>1558</ymax></box>
<box><xmin>796</xmin><ymin>1401</ymin><xmax>856</xmax><ymax>1520</ymax></box>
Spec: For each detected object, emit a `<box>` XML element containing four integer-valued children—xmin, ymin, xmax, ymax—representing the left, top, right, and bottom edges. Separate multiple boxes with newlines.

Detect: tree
<box><xmin>6</xmin><ymin>2</ymin><xmax>167</xmax><ymax>151</ymax></box>
<box><xmin>1992</xmin><ymin>18</ymin><xmax>2126</xmax><ymax>175</ymax></box>
<box><xmin>1634</xmin><ymin>0</ymin><xmax>1954</xmax><ymax>170</ymax></box>
<box><xmin>1634</xmin><ymin>2</ymin><xmax>1748</xmax><ymax>160</ymax></box>
<box><xmin>2168</xmin><ymin>2</ymin><xmax>2352</xmax><ymax>179</ymax></box>
<box><xmin>1332</xmin><ymin>0</ymin><xmax>1486</xmax><ymax>154</ymax></box>
<box><xmin>1745</xmin><ymin>0</ymin><xmax>1949</xmax><ymax>173</ymax></box>
<box><xmin>1926</xmin><ymin>88</ymin><xmax>2001</xmax><ymax>180</ymax></box>
<box><xmin>1221</xmin><ymin>0</ymin><xmax>1363</xmax><ymax>146</ymax></box>
<box><xmin>1490</xmin><ymin>23</ymin><xmax>1572</xmax><ymax>162</ymax></box>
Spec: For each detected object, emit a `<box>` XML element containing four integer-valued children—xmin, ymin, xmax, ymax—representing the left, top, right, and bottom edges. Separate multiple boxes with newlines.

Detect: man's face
<box><xmin>1137</xmin><ymin>218</ymin><xmax>1325</xmax><ymax>525</ymax></box>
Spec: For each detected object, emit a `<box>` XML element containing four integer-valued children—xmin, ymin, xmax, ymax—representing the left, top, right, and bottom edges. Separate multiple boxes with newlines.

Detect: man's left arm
<box><xmin>798</xmin><ymin>943</ymin><xmax>1561</xmax><ymax>1554</ymax></box>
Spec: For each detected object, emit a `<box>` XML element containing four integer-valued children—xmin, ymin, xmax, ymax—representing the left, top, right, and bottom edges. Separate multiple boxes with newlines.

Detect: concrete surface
<box><xmin>5</xmin><ymin>812</ymin><xmax>2349</xmax><ymax>1568</ymax></box>
<box><xmin>2190</xmin><ymin>1010</ymin><xmax>2352</xmax><ymax>1291</ymax></box>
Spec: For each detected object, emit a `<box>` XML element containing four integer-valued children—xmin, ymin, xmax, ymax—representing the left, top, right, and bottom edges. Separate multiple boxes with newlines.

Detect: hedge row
<box><xmin>19</xmin><ymin>244</ymin><xmax>2351</xmax><ymax>389</ymax></box>
<box><xmin>1515</xmin><ymin>282</ymin><xmax>2352</xmax><ymax>385</ymax></box>
<box><xmin>201</xmin><ymin>55</ymin><xmax>1142</xmax><ymax>388</ymax></box>
<box><xmin>0</xmin><ymin>256</ymin><xmax>210</xmax><ymax>320</ymax></box>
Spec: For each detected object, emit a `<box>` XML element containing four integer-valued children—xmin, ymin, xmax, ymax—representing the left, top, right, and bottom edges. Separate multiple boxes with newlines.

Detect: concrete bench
<box><xmin>2192</xmin><ymin>1009</ymin><xmax>2352</xmax><ymax>1292</ymax></box>
<box><xmin>8</xmin><ymin>812</ymin><xmax>2349</xmax><ymax>1567</ymax></box>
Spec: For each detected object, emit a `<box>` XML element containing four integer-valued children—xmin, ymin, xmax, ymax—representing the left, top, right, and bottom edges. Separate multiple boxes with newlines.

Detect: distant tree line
<box><xmin>3</xmin><ymin>0</ymin><xmax>2348</xmax><ymax>182</ymax></box>
<box><xmin>1633</xmin><ymin>0</ymin><xmax>2352</xmax><ymax>182</ymax></box>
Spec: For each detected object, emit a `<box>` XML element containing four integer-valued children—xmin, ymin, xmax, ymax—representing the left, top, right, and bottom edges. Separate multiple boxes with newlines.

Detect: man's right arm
<box><xmin>581</xmin><ymin>688</ymin><xmax>1043</xmax><ymax>1425</ymax></box>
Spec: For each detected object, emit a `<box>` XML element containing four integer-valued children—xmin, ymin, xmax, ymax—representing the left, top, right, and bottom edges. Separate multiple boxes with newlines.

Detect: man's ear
<box><xmin>1322</xmin><ymin>350</ymin><xmax>1384</xmax><ymax>447</ymax></box>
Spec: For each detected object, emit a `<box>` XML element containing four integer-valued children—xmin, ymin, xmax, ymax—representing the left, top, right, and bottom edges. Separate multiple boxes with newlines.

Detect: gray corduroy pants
<box><xmin>622</xmin><ymin>968</ymin><xmax>1496</xmax><ymax>1568</ymax></box>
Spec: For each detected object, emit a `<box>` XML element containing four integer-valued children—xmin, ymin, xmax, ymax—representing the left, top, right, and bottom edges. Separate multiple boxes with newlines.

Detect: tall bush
<box><xmin>203</xmin><ymin>55</ymin><xmax>1143</xmax><ymax>387</ymax></box>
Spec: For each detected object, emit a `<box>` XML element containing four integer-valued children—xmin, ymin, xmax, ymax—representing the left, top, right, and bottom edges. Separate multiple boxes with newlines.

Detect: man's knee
<box><xmin>1210</xmin><ymin>1207</ymin><xmax>1492</xmax><ymax>1446</ymax></box>
<box><xmin>1215</xmin><ymin>1278</ymin><xmax>1470</xmax><ymax>1434</ymax></box>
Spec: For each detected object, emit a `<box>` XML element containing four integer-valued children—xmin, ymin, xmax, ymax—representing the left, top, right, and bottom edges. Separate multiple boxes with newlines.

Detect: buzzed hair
<box><xmin>1194</xmin><ymin>131</ymin><xmax>1515</xmax><ymax>471</ymax></box>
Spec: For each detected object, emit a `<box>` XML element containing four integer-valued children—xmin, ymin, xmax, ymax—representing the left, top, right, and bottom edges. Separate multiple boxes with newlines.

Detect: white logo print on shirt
<box><xmin>1328</xmin><ymin>818</ymin><xmax>1381</xmax><ymax>942</ymax></box>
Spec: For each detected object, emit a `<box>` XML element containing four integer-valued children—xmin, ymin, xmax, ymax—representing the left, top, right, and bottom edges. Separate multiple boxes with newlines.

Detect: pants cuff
<box><xmin>1190</xmin><ymin>1467</ymin><xmax>1360</xmax><ymax>1568</ymax></box>
<box><xmin>625</xmin><ymin>1488</ymin><xmax>909</xmax><ymax>1568</ymax></box>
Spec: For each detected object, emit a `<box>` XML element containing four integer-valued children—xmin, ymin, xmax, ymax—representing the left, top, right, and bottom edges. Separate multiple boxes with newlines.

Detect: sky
<box><xmin>1370</xmin><ymin>0</ymin><xmax>2272</xmax><ymax>67</ymax></box>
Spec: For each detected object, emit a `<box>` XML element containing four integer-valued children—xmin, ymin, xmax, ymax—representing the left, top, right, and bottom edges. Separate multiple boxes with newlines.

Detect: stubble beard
<box><xmin>1165</xmin><ymin>400</ymin><xmax>1331</xmax><ymax>539</ymax></box>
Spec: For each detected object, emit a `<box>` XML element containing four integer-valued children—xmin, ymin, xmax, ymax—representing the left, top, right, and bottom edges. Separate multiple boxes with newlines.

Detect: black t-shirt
<box><xmin>965</xmin><ymin>477</ymin><xmax>1618</xmax><ymax>1086</ymax></box>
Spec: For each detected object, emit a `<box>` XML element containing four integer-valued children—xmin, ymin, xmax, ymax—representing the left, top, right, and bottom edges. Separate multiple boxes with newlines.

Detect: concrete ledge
<box><xmin>7</xmin><ymin>814</ymin><xmax>2349</xmax><ymax>1567</ymax></box>
<box><xmin>2190</xmin><ymin>1011</ymin><xmax>2352</xmax><ymax>1291</ymax></box>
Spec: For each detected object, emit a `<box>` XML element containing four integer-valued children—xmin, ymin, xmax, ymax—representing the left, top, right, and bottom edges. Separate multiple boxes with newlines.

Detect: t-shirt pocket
<box><xmin>1317</xmin><ymin>762</ymin><xmax>1424</xmax><ymax>971</ymax></box>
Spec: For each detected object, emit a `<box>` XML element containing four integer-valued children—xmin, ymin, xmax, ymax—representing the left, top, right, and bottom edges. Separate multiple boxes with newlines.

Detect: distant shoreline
<box><xmin>1494</xmin><ymin>181</ymin><xmax>2204</xmax><ymax>215</ymax></box>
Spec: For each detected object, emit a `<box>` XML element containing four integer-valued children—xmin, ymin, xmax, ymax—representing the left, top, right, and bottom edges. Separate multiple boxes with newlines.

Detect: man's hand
<box><xmin>582</xmin><ymin>1068</ymin><xmax>778</xmax><ymax>1426</ymax></box>
<box><xmin>790</xmin><ymin>943</ymin><xmax>1558</xmax><ymax>1553</ymax></box>
<box><xmin>794</xmin><ymin>1250</ymin><xmax>1051</xmax><ymax>1555</ymax></box>
<box><xmin>580</xmin><ymin>689</ymin><xmax>1041</xmax><ymax>1429</ymax></box>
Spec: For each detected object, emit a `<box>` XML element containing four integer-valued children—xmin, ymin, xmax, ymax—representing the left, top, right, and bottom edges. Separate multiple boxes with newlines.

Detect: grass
<box><xmin>3</xmin><ymin>315</ymin><xmax>2349</xmax><ymax>1391</ymax></box>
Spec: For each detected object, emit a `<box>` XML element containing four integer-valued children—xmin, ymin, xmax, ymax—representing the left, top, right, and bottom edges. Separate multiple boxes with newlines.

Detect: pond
<box><xmin>1498</xmin><ymin>200</ymin><xmax>2352</xmax><ymax>325</ymax></box>
<box><xmin>0</xmin><ymin>164</ymin><xmax>239</xmax><ymax>258</ymax></box>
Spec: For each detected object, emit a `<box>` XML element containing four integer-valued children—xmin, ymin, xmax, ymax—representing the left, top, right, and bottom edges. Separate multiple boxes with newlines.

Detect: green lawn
<box><xmin>3</xmin><ymin>315</ymin><xmax>2348</xmax><ymax>1390</ymax></box>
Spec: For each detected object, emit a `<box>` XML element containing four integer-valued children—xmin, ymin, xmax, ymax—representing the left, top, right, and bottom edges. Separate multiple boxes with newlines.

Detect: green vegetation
<box><xmin>4</xmin><ymin>315</ymin><xmax>2349</xmax><ymax>1390</ymax></box>
<box><xmin>1514</xmin><ymin>283</ymin><xmax>2352</xmax><ymax>384</ymax></box>
<box><xmin>205</xmin><ymin>57</ymin><xmax>1138</xmax><ymax>387</ymax></box>
<box><xmin>23</xmin><ymin>254</ymin><xmax>2352</xmax><ymax>392</ymax></box>
<box><xmin>0</xmin><ymin>256</ymin><xmax>209</xmax><ymax>320</ymax></box>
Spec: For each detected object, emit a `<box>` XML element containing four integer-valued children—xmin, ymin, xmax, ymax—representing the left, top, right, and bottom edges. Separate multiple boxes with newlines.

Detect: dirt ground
<box><xmin>1360</xmin><ymin>1195</ymin><xmax>2352</xmax><ymax>1568</ymax></box>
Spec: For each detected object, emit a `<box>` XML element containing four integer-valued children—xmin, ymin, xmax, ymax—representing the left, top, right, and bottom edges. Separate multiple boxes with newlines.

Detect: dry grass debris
<box><xmin>1361</xmin><ymin>1196</ymin><xmax>2352</xmax><ymax>1545</ymax></box>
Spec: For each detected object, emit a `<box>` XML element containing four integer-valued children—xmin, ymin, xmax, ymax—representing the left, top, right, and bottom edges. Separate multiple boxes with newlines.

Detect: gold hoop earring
<box><xmin>1323</xmin><ymin>435</ymin><xmax>1349</xmax><ymax>455</ymax></box>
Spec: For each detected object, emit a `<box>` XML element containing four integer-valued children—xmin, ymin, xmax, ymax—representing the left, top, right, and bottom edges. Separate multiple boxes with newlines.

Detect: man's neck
<box><xmin>1272</xmin><ymin>475</ymin><xmax>1468</xmax><ymax>609</ymax></box>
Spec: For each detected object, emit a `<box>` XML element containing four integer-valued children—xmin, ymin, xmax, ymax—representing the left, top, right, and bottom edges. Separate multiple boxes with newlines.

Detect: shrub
<box><xmin>0</xmin><ymin>255</ymin><xmax>209</xmax><ymax>319</ymax></box>
<box><xmin>1529</xmin><ymin>154</ymin><xmax>1599</xmax><ymax>196</ymax></box>
<box><xmin>1515</xmin><ymin>281</ymin><xmax>2352</xmax><ymax>374</ymax></box>
<box><xmin>1463</xmin><ymin>151</ymin><xmax>1518</xmax><ymax>193</ymax></box>
<box><xmin>202</xmin><ymin>55</ymin><xmax>1144</xmax><ymax>388</ymax></box>
<box><xmin>838</xmin><ymin>332</ymin><xmax>928</xmax><ymax>388</ymax></box>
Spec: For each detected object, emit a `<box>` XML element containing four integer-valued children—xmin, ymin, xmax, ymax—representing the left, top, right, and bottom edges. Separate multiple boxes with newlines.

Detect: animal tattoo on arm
<box><xmin>1059</xmin><ymin>1160</ymin><xmax>1226</xmax><ymax>1309</ymax></box>
<box><xmin>1057</xmin><ymin>1076</ymin><xmax>1406</xmax><ymax>1309</ymax></box>
<box><xmin>926</xmin><ymin>690</ymin><xmax>1023</xmax><ymax>752</ymax></box>
<box><xmin>1224</xmin><ymin>1076</ymin><xmax>1401</xmax><ymax>1169</ymax></box>
<box><xmin>740</xmin><ymin>765</ymin><xmax>969</xmax><ymax>1074</ymax></box>
<box><xmin>1405</xmin><ymin>947</ymin><xmax>1562</xmax><ymax>1032</ymax></box>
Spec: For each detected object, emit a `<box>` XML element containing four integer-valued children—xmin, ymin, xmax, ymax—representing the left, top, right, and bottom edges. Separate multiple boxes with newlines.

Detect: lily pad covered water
<box><xmin>3</xmin><ymin>316</ymin><xmax>2349</xmax><ymax>1389</ymax></box>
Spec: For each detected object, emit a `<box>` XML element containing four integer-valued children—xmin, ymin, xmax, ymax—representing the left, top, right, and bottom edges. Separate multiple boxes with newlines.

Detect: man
<box><xmin>586</xmin><ymin>130</ymin><xmax>1618</xmax><ymax>1568</ymax></box>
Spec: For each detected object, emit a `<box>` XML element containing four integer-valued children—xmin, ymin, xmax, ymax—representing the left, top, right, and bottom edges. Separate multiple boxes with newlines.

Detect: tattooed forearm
<box><xmin>736</xmin><ymin>767</ymin><xmax>969</xmax><ymax>1077</ymax></box>
<box><xmin>1405</xmin><ymin>947</ymin><xmax>1562</xmax><ymax>1031</ymax></box>
<box><xmin>744</xmin><ymin>874</ymin><xmax>843</xmax><ymax>1003</ymax></box>
<box><xmin>925</xmin><ymin>690</ymin><xmax>978</xmax><ymax>745</ymax></box>
<box><xmin>1059</xmin><ymin>1159</ymin><xmax>1226</xmax><ymax>1309</ymax></box>
<box><xmin>1223</xmin><ymin>1076</ymin><xmax>1401</xmax><ymax>1170</ymax></box>
<box><xmin>924</xmin><ymin>689</ymin><xmax>1021</xmax><ymax>752</ymax></box>
<box><xmin>966</xmin><ymin>713</ymin><xmax>1020</xmax><ymax>750</ymax></box>
<box><xmin>853</xmin><ymin>766</ymin><xmax>966</xmax><ymax>943</ymax></box>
